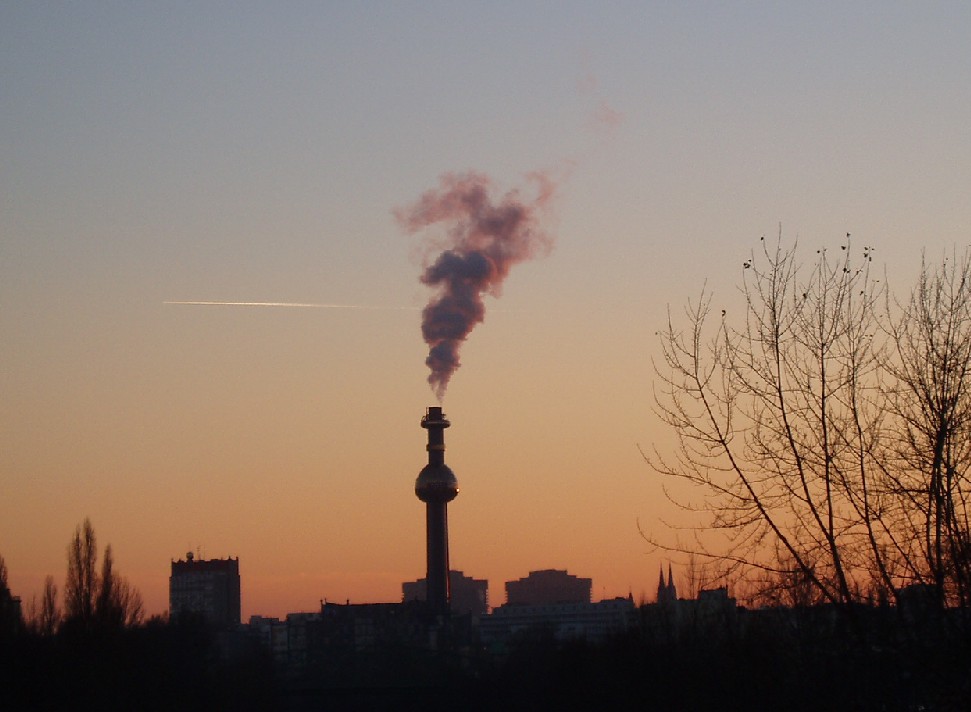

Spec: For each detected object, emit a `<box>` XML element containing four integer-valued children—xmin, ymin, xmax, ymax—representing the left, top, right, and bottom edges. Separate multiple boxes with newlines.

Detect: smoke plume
<box><xmin>396</xmin><ymin>171</ymin><xmax>556</xmax><ymax>400</ymax></box>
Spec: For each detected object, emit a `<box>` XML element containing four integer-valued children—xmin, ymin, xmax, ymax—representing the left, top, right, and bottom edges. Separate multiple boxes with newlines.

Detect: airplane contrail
<box><xmin>164</xmin><ymin>301</ymin><xmax>417</xmax><ymax>310</ymax></box>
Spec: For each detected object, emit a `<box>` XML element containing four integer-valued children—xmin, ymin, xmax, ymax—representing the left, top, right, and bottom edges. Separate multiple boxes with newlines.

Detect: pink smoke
<box><xmin>396</xmin><ymin>171</ymin><xmax>556</xmax><ymax>400</ymax></box>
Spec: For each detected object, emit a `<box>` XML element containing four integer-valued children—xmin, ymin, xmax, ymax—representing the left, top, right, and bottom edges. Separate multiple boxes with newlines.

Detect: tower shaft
<box><xmin>415</xmin><ymin>406</ymin><xmax>459</xmax><ymax>619</ymax></box>
<box><xmin>425</xmin><ymin>500</ymin><xmax>449</xmax><ymax>615</ymax></box>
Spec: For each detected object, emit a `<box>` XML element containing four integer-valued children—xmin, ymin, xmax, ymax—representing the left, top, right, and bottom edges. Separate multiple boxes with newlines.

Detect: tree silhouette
<box><xmin>887</xmin><ymin>250</ymin><xmax>971</xmax><ymax>606</ymax></box>
<box><xmin>649</xmin><ymin>235</ymin><xmax>897</xmax><ymax>608</ymax></box>
<box><xmin>63</xmin><ymin>519</ymin><xmax>142</xmax><ymax>632</ymax></box>
<box><xmin>64</xmin><ymin>519</ymin><xmax>98</xmax><ymax>630</ymax></box>
<box><xmin>37</xmin><ymin>575</ymin><xmax>59</xmax><ymax>636</ymax></box>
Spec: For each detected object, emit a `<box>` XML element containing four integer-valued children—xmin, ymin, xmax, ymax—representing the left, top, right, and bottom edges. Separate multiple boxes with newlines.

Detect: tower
<box><xmin>415</xmin><ymin>406</ymin><xmax>459</xmax><ymax>619</ymax></box>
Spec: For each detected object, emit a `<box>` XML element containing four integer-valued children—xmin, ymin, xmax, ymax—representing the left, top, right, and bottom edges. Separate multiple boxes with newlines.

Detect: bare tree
<box><xmin>886</xmin><ymin>250</ymin><xmax>971</xmax><ymax>606</ymax></box>
<box><xmin>95</xmin><ymin>544</ymin><xmax>121</xmax><ymax>629</ymax></box>
<box><xmin>749</xmin><ymin>545</ymin><xmax>827</xmax><ymax>608</ymax></box>
<box><xmin>64</xmin><ymin>519</ymin><xmax>143</xmax><ymax>630</ymax></box>
<box><xmin>680</xmin><ymin>553</ymin><xmax>712</xmax><ymax>601</ymax></box>
<box><xmin>64</xmin><ymin>518</ymin><xmax>98</xmax><ymax>628</ymax></box>
<box><xmin>96</xmin><ymin>545</ymin><xmax>143</xmax><ymax>628</ymax></box>
<box><xmin>39</xmin><ymin>575</ymin><xmax>59</xmax><ymax>636</ymax></box>
<box><xmin>113</xmin><ymin>577</ymin><xmax>144</xmax><ymax>628</ymax></box>
<box><xmin>25</xmin><ymin>575</ymin><xmax>60</xmax><ymax>636</ymax></box>
<box><xmin>649</xmin><ymin>235</ymin><xmax>897</xmax><ymax>608</ymax></box>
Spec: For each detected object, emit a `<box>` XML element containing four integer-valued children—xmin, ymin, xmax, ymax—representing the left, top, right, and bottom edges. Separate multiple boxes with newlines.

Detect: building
<box><xmin>505</xmin><ymin>569</ymin><xmax>592</xmax><ymax>606</ymax></box>
<box><xmin>640</xmin><ymin>583</ymin><xmax>738</xmax><ymax>642</ymax></box>
<box><xmin>657</xmin><ymin>563</ymin><xmax>678</xmax><ymax>604</ymax></box>
<box><xmin>246</xmin><ymin>600</ymin><xmax>467</xmax><ymax>685</ymax></box>
<box><xmin>169</xmin><ymin>553</ymin><xmax>241</xmax><ymax>628</ymax></box>
<box><xmin>402</xmin><ymin>570</ymin><xmax>489</xmax><ymax>617</ymax></box>
<box><xmin>479</xmin><ymin>597</ymin><xmax>636</xmax><ymax>645</ymax></box>
<box><xmin>0</xmin><ymin>593</ymin><xmax>22</xmax><ymax>636</ymax></box>
<box><xmin>248</xmin><ymin>615</ymin><xmax>289</xmax><ymax>664</ymax></box>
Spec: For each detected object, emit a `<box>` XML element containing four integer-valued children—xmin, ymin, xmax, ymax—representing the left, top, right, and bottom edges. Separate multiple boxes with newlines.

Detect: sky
<box><xmin>3</xmin><ymin>2</ymin><xmax>971</xmax><ymax>619</ymax></box>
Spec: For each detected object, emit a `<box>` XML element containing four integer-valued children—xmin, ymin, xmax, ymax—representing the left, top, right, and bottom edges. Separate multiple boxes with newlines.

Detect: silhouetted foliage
<box><xmin>62</xmin><ymin>519</ymin><xmax>143</xmax><ymax>634</ymax></box>
<box><xmin>64</xmin><ymin>518</ymin><xmax>98</xmax><ymax>630</ymax></box>
<box><xmin>39</xmin><ymin>574</ymin><xmax>60</xmax><ymax>636</ymax></box>
<box><xmin>25</xmin><ymin>574</ymin><xmax>60</xmax><ymax>637</ymax></box>
<box><xmin>470</xmin><ymin>605</ymin><xmax>971</xmax><ymax>712</ymax></box>
<box><xmin>95</xmin><ymin>544</ymin><xmax>144</xmax><ymax>629</ymax></box>
<box><xmin>4</xmin><ymin>565</ymin><xmax>971</xmax><ymax>712</ymax></box>
<box><xmin>1</xmin><ymin>608</ymin><xmax>276</xmax><ymax>711</ymax></box>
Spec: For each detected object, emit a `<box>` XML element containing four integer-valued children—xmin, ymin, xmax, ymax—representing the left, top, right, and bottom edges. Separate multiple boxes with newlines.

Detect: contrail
<box><xmin>164</xmin><ymin>301</ymin><xmax>416</xmax><ymax>310</ymax></box>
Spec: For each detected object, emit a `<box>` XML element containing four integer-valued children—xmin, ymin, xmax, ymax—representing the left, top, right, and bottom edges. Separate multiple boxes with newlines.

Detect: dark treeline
<box><xmin>0</xmin><ymin>519</ymin><xmax>275</xmax><ymax>710</ymax></box>
<box><xmin>4</xmin><ymin>517</ymin><xmax>971</xmax><ymax>710</ymax></box>
<box><xmin>4</xmin><ymin>555</ymin><xmax>971</xmax><ymax>709</ymax></box>
<box><xmin>276</xmin><ymin>605</ymin><xmax>971</xmax><ymax>712</ymax></box>
<box><xmin>1</xmin><ymin>615</ymin><xmax>276</xmax><ymax>711</ymax></box>
<box><xmin>480</xmin><ymin>608</ymin><xmax>971</xmax><ymax>712</ymax></box>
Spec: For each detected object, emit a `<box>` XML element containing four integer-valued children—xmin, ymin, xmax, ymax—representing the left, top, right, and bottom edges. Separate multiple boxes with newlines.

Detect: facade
<box><xmin>402</xmin><ymin>569</ymin><xmax>489</xmax><ymax>617</ymax></box>
<box><xmin>246</xmin><ymin>600</ymin><xmax>471</xmax><ymax>684</ymax></box>
<box><xmin>169</xmin><ymin>554</ymin><xmax>241</xmax><ymax>627</ymax></box>
<box><xmin>641</xmin><ymin>584</ymin><xmax>738</xmax><ymax>642</ymax></box>
<box><xmin>316</xmin><ymin>600</ymin><xmax>429</xmax><ymax>653</ymax></box>
<box><xmin>676</xmin><ymin>587</ymin><xmax>737</xmax><ymax>630</ymax></box>
<box><xmin>505</xmin><ymin>569</ymin><xmax>592</xmax><ymax>606</ymax></box>
<box><xmin>479</xmin><ymin>597</ymin><xmax>636</xmax><ymax>645</ymax></box>
<box><xmin>0</xmin><ymin>594</ymin><xmax>22</xmax><ymax>636</ymax></box>
<box><xmin>248</xmin><ymin>615</ymin><xmax>290</xmax><ymax>664</ymax></box>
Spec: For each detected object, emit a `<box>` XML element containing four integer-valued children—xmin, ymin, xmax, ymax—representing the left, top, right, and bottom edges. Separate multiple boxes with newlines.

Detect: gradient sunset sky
<box><xmin>3</xmin><ymin>2</ymin><xmax>971</xmax><ymax>618</ymax></box>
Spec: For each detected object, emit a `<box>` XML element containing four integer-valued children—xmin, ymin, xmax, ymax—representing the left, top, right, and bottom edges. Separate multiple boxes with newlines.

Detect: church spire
<box><xmin>657</xmin><ymin>563</ymin><xmax>678</xmax><ymax>605</ymax></box>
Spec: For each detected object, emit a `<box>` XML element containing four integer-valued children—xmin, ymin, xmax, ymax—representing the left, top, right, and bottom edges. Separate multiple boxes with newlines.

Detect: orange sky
<box><xmin>3</xmin><ymin>4</ymin><xmax>971</xmax><ymax>620</ymax></box>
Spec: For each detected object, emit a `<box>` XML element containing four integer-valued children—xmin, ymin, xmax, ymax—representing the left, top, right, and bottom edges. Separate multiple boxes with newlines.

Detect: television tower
<box><xmin>415</xmin><ymin>406</ymin><xmax>459</xmax><ymax>619</ymax></box>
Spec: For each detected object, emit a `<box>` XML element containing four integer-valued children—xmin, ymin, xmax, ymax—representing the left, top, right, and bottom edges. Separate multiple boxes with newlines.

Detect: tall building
<box><xmin>505</xmin><ymin>569</ymin><xmax>592</xmax><ymax>606</ymax></box>
<box><xmin>169</xmin><ymin>554</ymin><xmax>241</xmax><ymax>627</ymax></box>
<box><xmin>414</xmin><ymin>406</ymin><xmax>459</xmax><ymax>618</ymax></box>
<box><xmin>402</xmin><ymin>570</ymin><xmax>489</xmax><ymax>617</ymax></box>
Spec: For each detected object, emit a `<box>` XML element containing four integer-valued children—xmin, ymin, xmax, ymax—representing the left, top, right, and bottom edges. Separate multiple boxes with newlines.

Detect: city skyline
<box><xmin>4</xmin><ymin>3</ymin><xmax>971</xmax><ymax>619</ymax></box>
